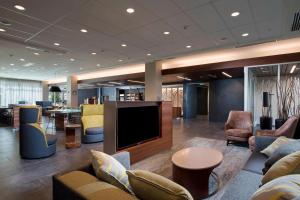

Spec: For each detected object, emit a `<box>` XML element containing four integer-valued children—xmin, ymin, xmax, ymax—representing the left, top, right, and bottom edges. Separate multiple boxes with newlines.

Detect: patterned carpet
<box><xmin>131</xmin><ymin>137</ymin><xmax>251</xmax><ymax>200</ymax></box>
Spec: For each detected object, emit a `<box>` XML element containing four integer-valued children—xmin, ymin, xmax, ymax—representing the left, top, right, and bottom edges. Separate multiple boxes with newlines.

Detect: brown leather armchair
<box><xmin>225</xmin><ymin>111</ymin><xmax>253</xmax><ymax>145</ymax></box>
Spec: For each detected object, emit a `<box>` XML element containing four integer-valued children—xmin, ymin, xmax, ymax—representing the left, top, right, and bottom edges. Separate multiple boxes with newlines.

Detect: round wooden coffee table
<box><xmin>172</xmin><ymin>147</ymin><xmax>223</xmax><ymax>200</ymax></box>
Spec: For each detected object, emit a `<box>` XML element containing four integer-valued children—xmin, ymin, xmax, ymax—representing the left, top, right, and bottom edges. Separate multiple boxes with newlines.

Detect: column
<box><xmin>42</xmin><ymin>81</ymin><xmax>49</xmax><ymax>101</ymax></box>
<box><xmin>145</xmin><ymin>61</ymin><xmax>162</xmax><ymax>101</ymax></box>
<box><xmin>67</xmin><ymin>75</ymin><xmax>78</xmax><ymax>107</ymax></box>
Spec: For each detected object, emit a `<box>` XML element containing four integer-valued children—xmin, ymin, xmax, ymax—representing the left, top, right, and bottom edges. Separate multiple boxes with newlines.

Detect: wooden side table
<box><xmin>65</xmin><ymin>124</ymin><xmax>81</xmax><ymax>149</ymax></box>
<box><xmin>172</xmin><ymin>147</ymin><xmax>223</xmax><ymax>200</ymax></box>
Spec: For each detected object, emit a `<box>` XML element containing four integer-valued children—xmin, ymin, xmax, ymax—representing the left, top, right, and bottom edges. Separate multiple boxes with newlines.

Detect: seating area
<box><xmin>1</xmin><ymin>0</ymin><xmax>300</xmax><ymax>200</ymax></box>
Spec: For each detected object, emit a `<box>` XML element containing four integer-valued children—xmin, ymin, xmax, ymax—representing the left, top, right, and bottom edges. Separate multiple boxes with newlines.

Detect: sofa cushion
<box><xmin>86</xmin><ymin>127</ymin><xmax>103</xmax><ymax>135</ymax></box>
<box><xmin>260</xmin><ymin>136</ymin><xmax>291</xmax><ymax>157</ymax></box>
<box><xmin>226</xmin><ymin>129</ymin><xmax>252</xmax><ymax>138</ymax></box>
<box><xmin>251</xmin><ymin>175</ymin><xmax>300</xmax><ymax>200</ymax></box>
<box><xmin>127</xmin><ymin>170</ymin><xmax>193</xmax><ymax>200</ymax></box>
<box><xmin>57</xmin><ymin>171</ymin><xmax>98</xmax><ymax>188</ymax></box>
<box><xmin>263</xmin><ymin>140</ymin><xmax>300</xmax><ymax>174</ymax></box>
<box><xmin>243</xmin><ymin>151</ymin><xmax>267</xmax><ymax>175</ymax></box>
<box><xmin>91</xmin><ymin>150</ymin><xmax>133</xmax><ymax>194</ymax></box>
<box><xmin>262</xmin><ymin>151</ymin><xmax>300</xmax><ymax>185</ymax></box>
<box><xmin>57</xmin><ymin>171</ymin><xmax>136</xmax><ymax>200</ymax></box>
<box><xmin>221</xmin><ymin>170</ymin><xmax>262</xmax><ymax>200</ymax></box>
<box><xmin>46</xmin><ymin>134</ymin><xmax>57</xmax><ymax>145</ymax></box>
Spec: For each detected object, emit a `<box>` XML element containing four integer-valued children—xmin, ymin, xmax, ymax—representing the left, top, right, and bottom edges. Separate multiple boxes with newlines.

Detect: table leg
<box><xmin>173</xmin><ymin>164</ymin><xmax>213</xmax><ymax>200</ymax></box>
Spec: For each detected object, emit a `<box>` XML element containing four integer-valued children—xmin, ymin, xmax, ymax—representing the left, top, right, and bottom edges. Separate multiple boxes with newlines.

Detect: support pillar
<box><xmin>42</xmin><ymin>81</ymin><xmax>49</xmax><ymax>101</ymax></box>
<box><xmin>145</xmin><ymin>61</ymin><xmax>162</xmax><ymax>101</ymax></box>
<box><xmin>67</xmin><ymin>76</ymin><xmax>78</xmax><ymax>107</ymax></box>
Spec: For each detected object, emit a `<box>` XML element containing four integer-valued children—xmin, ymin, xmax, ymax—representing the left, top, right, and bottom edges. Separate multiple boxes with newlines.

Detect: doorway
<box><xmin>196</xmin><ymin>85</ymin><xmax>209</xmax><ymax>119</ymax></box>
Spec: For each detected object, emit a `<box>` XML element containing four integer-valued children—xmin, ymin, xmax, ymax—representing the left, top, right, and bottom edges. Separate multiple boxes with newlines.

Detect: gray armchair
<box><xmin>19</xmin><ymin>107</ymin><xmax>57</xmax><ymax>159</ymax></box>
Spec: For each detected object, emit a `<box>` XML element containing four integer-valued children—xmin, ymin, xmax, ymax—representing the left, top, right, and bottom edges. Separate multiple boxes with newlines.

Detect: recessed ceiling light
<box><xmin>70</xmin><ymin>58</ymin><xmax>75</xmax><ymax>61</ymax></box>
<box><xmin>80</xmin><ymin>29</ymin><xmax>88</xmax><ymax>33</ymax></box>
<box><xmin>0</xmin><ymin>28</ymin><xmax>6</xmax><ymax>32</ymax></box>
<box><xmin>91</xmin><ymin>52</ymin><xmax>97</xmax><ymax>55</ymax></box>
<box><xmin>54</xmin><ymin>42</ymin><xmax>60</xmax><ymax>46</ymax></box>
<box><xmin>14</xmin><ymin>5</ymin><xmax>26</xmax><ymax>11</ymax></box>
<box><xmin>231</xmin><ymin>11</ymin><xmax>240</xmax><ymax>17</ymax></box>
<box><xmin>118</xmin><ymin>59</ymin><xmax>123</xmax><ymax>62</ymax></box>
<box><xmin>80</xmin><ymin>67</ymin><xmax>83</xmax><ymax>70</ymax></box>
<box><xmin>65</xmin><ymin>70</ymin><xmax>69</xmax><ymax>73</ymax></box>
<box><xmin>10</xmin><ymin>63</ymin><xmax>14</xmax><ymax>66</ymax></box>
<box><xmin>147</xmin><ymin>53</ymin><xmax>152</xmax><ymax>56</ymax></box>
<box><xmin>242</xmin><ymin>33</ymin><xmax>249</xmax><ymax>37</ymax></box>
<box><xmin>19</xmin><ymin>58</ymin><xmax>25</xmax><ymax>61</ymax></box>
<box><xmin>53</xmin><ymin>63</ymin><xmax>58</xmax><ymax>66</ymax></box>
<box><xmin>33</xmin><ymin>52</ymin><xmax>40</xmax><ymax>55</ymax></box>
<box><xmin>96</xmin><ymin>64</ymin><xmax>101</xmax><ymax>67</ymax></box>
<box><xmin>163</xmin><ymin>31</ymin><xmax>170</xmax><ymax>35</ymax></box>
<box><xmin>186</xmin><ymin>45</ymin><xmax>192</xmax><ymax>48</ymax></box>
<box><xmin>177</xmin><ymin>76</ymin><xmax>191</xmax><ymax>81</ymax></box>
<box><xmin>222</xmin><ymin>71</ymin><xmax>232</xmax><ymax>78</ymax></box>
<box><xmin>127</xmin><ymin>80</ymin><xmax>144</xmax><ymax>84</ymax></box>
<box><xmin>121</xmin><ymin>44</ymin><xmax>127</xmax><ymax>47</ymax></box>
<box><xmin>290</xmin><ymin>65</ymin><xmax>297</xmax><ymax>74</ymax></box>
<box><xmin>126</xmin><ymin>8</ymin><xmax>135</xmax><ymax>14</ymax></box>
<box><xmin>1</xmin><ymin>67</ymin><xmax>6</xmax><ymax>70</ymax></box>
<box><xmin>109</xmin><ymin>81</ymin><xmax>122</xmax><ymax>85</ymax></box>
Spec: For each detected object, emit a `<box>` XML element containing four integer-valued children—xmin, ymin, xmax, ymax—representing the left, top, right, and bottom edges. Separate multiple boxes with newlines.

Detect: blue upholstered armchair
<box><xmin>81</xmin><ymin>104</ymin><xmax>104</xmax><ymax>143</ymax></box>
<box><xmin>19</xmin><ymin>107</ymin><xmax>57</xmax><ymax>159</ymax></box>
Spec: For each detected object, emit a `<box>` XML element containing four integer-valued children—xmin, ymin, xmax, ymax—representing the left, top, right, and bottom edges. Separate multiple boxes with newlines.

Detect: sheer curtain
<box><xmin>0</xmin><ymin>78</ymin><xmax>42</xmax><ymax>106</ymax></box>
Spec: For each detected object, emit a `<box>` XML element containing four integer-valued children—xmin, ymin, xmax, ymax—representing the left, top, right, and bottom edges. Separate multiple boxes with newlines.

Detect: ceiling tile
<box><xmin>186</xmin><ymin>3</ymin><xmax>226</xmax><ymax>32</ymax></box>
<box><xmin>172</xmin><ymin>0</ymin><xmax>211</xmax><ymax>10</ymax></box>
<box><xmin>256</xmin><ymin>19</ymin><xmax>283</xmax><ymax>40</ymax></box>
<box><xmin>137</xmin><ymin>0</ymin><xmax>182</xmax><ymax>18</ymax></box>
<box><xmin>249</xmin><ymin>0</ymin><xmax>283</xmax><ymax>22</ymax></box>
<box><xmin>230</xmin><ymin>23</ymin><xmax>258</xmax><ymax>44</ymax></box>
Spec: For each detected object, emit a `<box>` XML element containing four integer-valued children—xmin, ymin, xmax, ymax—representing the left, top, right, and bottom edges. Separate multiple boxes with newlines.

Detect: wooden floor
<box><xmin>0</xmin><ymin>117</ymin><xmax>225</xmax><ymax>200</ymax></box>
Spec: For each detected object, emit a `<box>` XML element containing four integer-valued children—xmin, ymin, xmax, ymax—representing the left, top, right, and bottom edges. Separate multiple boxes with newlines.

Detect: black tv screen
<box><xmin>117</xmin><ymin>106</ymin><xmax>161</xmax><ymax>150</ymax></box>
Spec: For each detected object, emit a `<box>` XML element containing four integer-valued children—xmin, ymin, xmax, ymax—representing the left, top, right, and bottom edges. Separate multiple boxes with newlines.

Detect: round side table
<box><xmin>172</xmin><ymin>147</ymin><xmax>223</xmax><ymax>200</ymax></box>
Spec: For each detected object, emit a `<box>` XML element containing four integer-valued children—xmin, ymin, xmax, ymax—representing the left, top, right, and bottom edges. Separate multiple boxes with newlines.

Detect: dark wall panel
<box><xmin>209</xmin><ymin>78</ymin><xmax>244</xmax><ymax>122</ymax></box>
<box><xmin>183</xmin><ymin>82</ymin><xmax>197</xmax><ymax>119</ymax></box>
<box><xmin>78</xmin><ymin>88</ymin><xmax>98</xmax><ymax>105</ymax></box>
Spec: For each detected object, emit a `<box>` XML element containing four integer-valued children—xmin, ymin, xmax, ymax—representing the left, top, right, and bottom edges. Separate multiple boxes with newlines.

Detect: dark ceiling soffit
<box><xmin>78</xmin><ymin>72</ymin><xmax>144</xmax><ymax>84</ymax></box>
<box><xmin>161</xmin><ymin>52</ymin><xmax>300</xmax><ymax>75</ymax></box>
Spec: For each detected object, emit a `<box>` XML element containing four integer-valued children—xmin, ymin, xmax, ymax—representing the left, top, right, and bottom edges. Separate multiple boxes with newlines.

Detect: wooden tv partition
<box><xmin>104</xmin><ymin>101</ymin><xmax>173</xmax><ymax>164</ymax></box>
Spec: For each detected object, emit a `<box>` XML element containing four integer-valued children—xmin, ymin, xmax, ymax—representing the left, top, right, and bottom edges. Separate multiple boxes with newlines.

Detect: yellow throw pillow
<box><xmin>262</xmin><ymin>151</ymin><xmax>300</xmax><ymax>185</ymax></box>
<box><xmin>91</xmin><ymin>150</ymin><xmax>133</xmax><ymax>194</ymax></box>
<box><xmin>127</xmin><ymin>170</ymin><xmax>193</xmax><ymax>200</ymax></box>
<box><xmin>261</xmin><ymin>136</ymin><xmax>292</xmax><ymax>157</ymax></box>
<box><xmin>252</xmin><ymin>175</ymin><xmax>300</xmax><ymax>200</ymax></box>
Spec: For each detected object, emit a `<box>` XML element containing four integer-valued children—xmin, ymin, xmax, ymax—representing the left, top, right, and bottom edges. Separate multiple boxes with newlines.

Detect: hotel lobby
<box><xmin>1</xmin><ymin>0</ymin><xmax>300</xmax><ymax>200</ymax></box>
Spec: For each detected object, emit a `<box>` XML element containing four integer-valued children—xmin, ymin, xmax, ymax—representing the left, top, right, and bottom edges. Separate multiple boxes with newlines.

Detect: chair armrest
<box><xmin>256</xmin><ymin>129</ymin><xmax>276</xmax><ymax>136</ymax></box>
<box><xmin>112</xmin><ymin>151</ymin><xmax>131</xmax><ymax>170</ymax></box>
<box><xmin>225</xmin><ymin>122</ymin><xmax>231</xmax><ymax>130</ymax></box>
<box><xmin>254</xmin><ymin>136</ymin><xmax>277</xmax><ymax>152</ymax></box>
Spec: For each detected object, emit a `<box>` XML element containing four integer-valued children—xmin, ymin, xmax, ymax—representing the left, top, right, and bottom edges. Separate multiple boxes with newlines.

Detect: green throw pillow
<box><xmin>127</xmin><ymin>170</ymin><xmax>193</xmax><ymax>200</ymax></box>
<box><xmin>262</xmin><ymin>151</ymin><xmax>300</xmax><ymax>185</ymax></box>
<box><xmin>252</xmin><ymin>175</ymin><xmax>300</xmax><ymax>200</ymax></box>
<box><xmin>91</xmin><ymin>150</ymin><xmax>133</xmax><ymax>194</ymax></box>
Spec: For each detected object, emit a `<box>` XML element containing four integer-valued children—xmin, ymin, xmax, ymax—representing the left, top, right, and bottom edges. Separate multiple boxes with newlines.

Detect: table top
<box><xmin>171</xmin><ymin>147</ymin><xmax>223</xmax><ymax>170</ymax></box>
<box><xmin>47</xmin><ymin>108</ymin><xmax>81</xmax><ymax>114</ymax></box>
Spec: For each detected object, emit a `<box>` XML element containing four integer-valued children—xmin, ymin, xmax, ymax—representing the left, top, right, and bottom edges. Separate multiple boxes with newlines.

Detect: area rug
<box><xmin>131</xmin><ymin>137</ymin><xmax>251</xmax><ymax>200</ymax></box>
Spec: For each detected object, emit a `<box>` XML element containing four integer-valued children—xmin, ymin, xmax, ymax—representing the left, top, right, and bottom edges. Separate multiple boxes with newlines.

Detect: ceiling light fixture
<box><xmin>118</xmin><ymin>59</ymin><xmax>123</xmax><ymax>62</ymax></box>
<box><xmin>163</xmin><ymin>31</ymin><xmax>170</xmax><ymax>35</ymax></box>
<box><xmin>80</xmin><ymin>67</ymin><xmax>83</xmax><ymax>70</ymax></box>
<box><xmin>242</xmin><ymin>33</ymin><xmax>249</xmax><ymax>37</ymax></box>
<box><xmin>186</xmin><ymin>45</ymin><xmax>192</xmax><ymax>48</ymax></box>
<box><xmin>127</xmin><ymin>80</ymin><xmax>144</xmax><ymax>84</ymax></box>
<box><xmin>96</xmin><ymin>64</ymin><xmax>101</xmax><ymax>67</ymax></box>
<box><xmin>176</xmin><ymin>76</ymin><xmax>191</xmax><ymax>81</ymax></box>
<box><xmin>65</xmin><ymin>70</ymin><xmax>69</xmax><ymax>73</ymax></box>
<box><xmin>147</xmin><ymin>53</ymin><xmax>152</xmax><ymax>56</ymax></box>
<box><xmin>126</xmin><ymin>8</ymin><xmax>135</xmax><ymax>14</ymax></box>
<box><xmin>0</xmin><ymin>28</ymin><xmax>6</xmax><ymax>32</ymax></box>
<box><xmin>290</xmin><ymin>65</ymin><xmax>297</xmax><ymax>74</ymax></box>
<box><xmin>97</xmin><ymin>83</ymin><xmax>115</xmax><ymax>87</ymax></box>
<box><xmin>231</xmin><ymin>11</ymin><xmax>240</xmax><ymax>17</ymax></box>
<box><xmin>33</xmin><ymin>52</ymin><xmax>40</xmax><ymax>55</ymax></box>
<box><xmin>222</xmin><ymin>71</ymin><xmax>232</xmax><ymax>78</ymax></box>
<box><xmin>19</xmin><ymin>58</ymin><xmax>25</xmax><ymax>61</ymax></box>
<box><xmin>14</xmin><ymin>5</ymin><xmax>26</xmax><ymax>11</ymax></box>
<box><xmin>10</xmin><ymin>63</ymin><xmax>14</xmax><ymax>66</ymax></box>
<box><xmin>70</xmin><ymin>58</ymin><xmax>75</xmax><ymax>61</ymax></box>
<box><xmin>54</xmin><ymin>42</ymin><xmax>60</xmax><ymax>46</ymax></box>
<box><xmin>80</xmin><ymin>29</ymin><xmax>88</xmax><ymax>33</ymax></box>
<box><xmin>109</xmin><ymin>81</ymin><xmax>122</xmax><ymax>85</ymax></box>
<box><xmin>53</xmin><ymin>64</ymin><xmax>58</xmax><ymax>66</ymax></box>
<box><xmin>121</xmin><ymin>44</ymin><xmax>127</xmax><ymax>47</ymax></box>
<box><xmin>91</xmin><ymin>52</ymin><xmax>97</xmax><ymax>55</ymax></box>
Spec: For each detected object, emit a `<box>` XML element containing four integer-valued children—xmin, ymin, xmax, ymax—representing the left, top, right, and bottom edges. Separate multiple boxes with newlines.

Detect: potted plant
<box><xmin>275</xmin><ymin>77</ymin><xmax>296</xmax><ymax>129</ymax></box>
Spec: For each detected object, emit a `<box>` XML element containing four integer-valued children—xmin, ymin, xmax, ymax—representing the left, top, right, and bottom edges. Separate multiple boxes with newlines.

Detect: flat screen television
<box><xmin>117</xmin><ymin>105</ymin><xmax>161</xmax><ymax>150</ymax></box>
